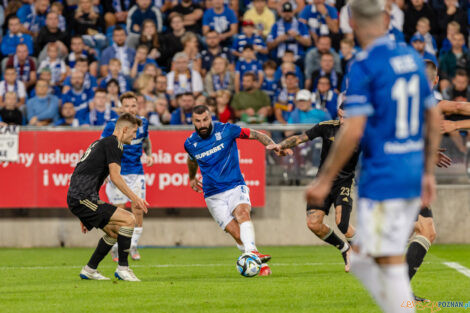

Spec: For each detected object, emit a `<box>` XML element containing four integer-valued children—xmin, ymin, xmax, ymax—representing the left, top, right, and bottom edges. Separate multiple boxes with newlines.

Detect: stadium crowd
<box><xmin>0</xmin><ymin>0</ymin><xmax>468</xmax><ymax>129</ymax></box>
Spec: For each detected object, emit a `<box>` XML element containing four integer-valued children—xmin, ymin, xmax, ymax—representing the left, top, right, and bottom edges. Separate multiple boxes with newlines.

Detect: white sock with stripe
<box><xmin>240</xmin><ymin>221</ymin><xmax>257</xmax><ymax>253</ymax></box>
<box><xmin>131</xmin><ymin>227</ymin><xmax>143</xmax><ymax>249</ymax></box>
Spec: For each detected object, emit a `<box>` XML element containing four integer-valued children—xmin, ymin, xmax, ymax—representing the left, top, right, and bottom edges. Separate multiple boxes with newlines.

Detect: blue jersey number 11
<box><xmin>392</xmin><ymin>74</ymin><xmax>420</xmax><ymax>139</ymax></box>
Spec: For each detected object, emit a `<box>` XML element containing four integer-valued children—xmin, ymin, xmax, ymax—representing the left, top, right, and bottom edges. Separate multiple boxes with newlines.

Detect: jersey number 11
<box><xmin>392</xmin><ymin>74</ymin><xmax>420</xmax><ymax>139</ymax></box>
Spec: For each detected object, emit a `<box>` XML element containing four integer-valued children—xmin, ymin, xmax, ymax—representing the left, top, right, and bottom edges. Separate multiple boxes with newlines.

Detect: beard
<box><xmin>196</xmin><ymin>122</ymin><xmax>213</xmax><ymax>139</ymax></box>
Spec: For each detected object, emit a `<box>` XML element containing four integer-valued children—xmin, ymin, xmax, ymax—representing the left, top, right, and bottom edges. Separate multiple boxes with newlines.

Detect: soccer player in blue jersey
<box><xmin>305</xmin><ymin>0</ymin><xmax>441</xmax><ymax>312</ymax></box>
<box><xmin>185</xmin><ymin>104</ymin><xmax>287</xmax><ymax>276</ymax></box>
<box><xmin>102</xmin><ymin>92</ymin><xmax>153</xmax><ymax>261</ymax></box>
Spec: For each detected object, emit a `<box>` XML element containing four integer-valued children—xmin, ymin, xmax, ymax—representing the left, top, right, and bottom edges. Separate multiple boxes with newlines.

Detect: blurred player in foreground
<box><xmin>267</xmin><ymin>104</ymin><xmax>357</xmax><ymax>272</ymax></box>
<box><xmin>67</xmin><ymin>113</ymin><xmax>148</xmax><ymax>282</ymax></box>
<box><xmin>304</xmin><ymin>0</ymin><xmax>441</xmax><ymax>312</ymax></box>
<box><xmin>184</xmin><ymin>104</ymin><xmax>288</xmax><ymax>276</ymax></box>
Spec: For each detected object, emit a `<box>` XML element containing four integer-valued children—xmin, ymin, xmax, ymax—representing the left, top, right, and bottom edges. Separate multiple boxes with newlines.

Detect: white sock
<box><xmin>117</xmin><ymin>265</ymin><xmax>129</xmax><ymax>271</ymax></box>
<box><xmin>240</xmin><ymin>221</ymin><xmax>257</xmax><ymax>252</ymax></box>
<box><xmin>351</xmin><ymin>252</ymin><xmax>414</xmax><ymax>313</ymax></box>
<box><xmin>112</xmin><ymin>243</ymin><xmax>118</xmax><ymax>251</ymax></box>
<box><xmin>84</xmin><ymin>265</ymin><xmax>96</xmax><ymax>273</ymax></box>
<box><xmin>236</xmin><ymin>243</ymin><xmax>245</xmax><ymax>253</ymax></box>
<box><xmin>131</xmin><ymin>227</ymin><xmax>143</xmax><ymax>249</ymax></box>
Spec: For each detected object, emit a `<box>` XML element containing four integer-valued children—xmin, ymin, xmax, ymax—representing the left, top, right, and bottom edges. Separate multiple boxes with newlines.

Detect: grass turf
<box><xmin>0</xmin><ymin>245</ymin><xmax>469</xmax><ymax>313</ymax></box>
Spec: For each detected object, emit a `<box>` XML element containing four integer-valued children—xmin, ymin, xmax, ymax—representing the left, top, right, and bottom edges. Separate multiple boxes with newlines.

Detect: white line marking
<box><xmin>442</xmin><ymin>262</ymin><xmax>470</xmax><ymax>278</ymax></box>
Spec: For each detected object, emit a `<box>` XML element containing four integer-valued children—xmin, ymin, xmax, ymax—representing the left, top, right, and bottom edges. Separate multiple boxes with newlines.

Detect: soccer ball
<box><xmin>236</xmin><ymin>253</ymin><xmax>262</xmax><ymax>277</ymax></box>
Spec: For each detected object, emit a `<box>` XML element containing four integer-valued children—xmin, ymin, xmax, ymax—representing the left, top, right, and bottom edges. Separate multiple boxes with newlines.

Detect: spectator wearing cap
<box><xmin>415</xmin><ymin>17</ymin><xmax>437</xmax><ymax>56</ymax></box>
<box><xmin>235</xmin><ymin>45</ymin><xmax>264</xmax><ymax>92</ymax></box>
<box><xmin>100</xmin><ymin>26</ymin><xmax>136</xmax><ymax>77</ymax></box>
<box><xmin>231</xmin><ymin>72</ymin><xmax>271</xmax><ymax>123</ymax></box>
<box><xmin>200</xmin><ymin>30</ymin><xmax>234</xmax><ymax>77</ymax></box>
<box><xmin>6</xmin><ymin>44</ymin><xmax>37</xmax><ymax>91</ymax></box>
<box><xmin>202</xmin><ymin>0</ymin><xmax>238</xmax><ymax>46</ymax></box>
<box><xmin>1</xmin><ymin>16</ymin><xmax>34</xmax><ymax>57</ymax></box>
<box><xmin>274</xmin><ymin>71</ymin><xmax>300</xmax><ymax>124</ymax></box>
<box><xmin>126</xmin><ymin>0</ymin><xmax>163</xmax><ymax>35</ymax></box>
<box><xmin>243</xmin><ymin>0</ymin><xmax>275</xmax><ymax>38</ymax></box>
<box><xmin>169</xmin><ymin>0</ymin><xmax>204</xmax><ymax>34</ymax></box>
<box><xmin>26</xmin><ymin>79</ymin><xmax>60</xmax><ymax>126</ymax></box>
<box><xmin>411</xmin><ymin>34</ymin><xmax>438</xmax><ymax>65</ymax></box>
<box><xmin>307</xmin><ymin>52</ymin><xmax>342</xmax><ymax>92</ymax></box>
<box><xmin>288</xmin><ymin>89</ymin><xmax>331</xmax><ymax>124</ymax></box>
<box><xmin>311</xmin><ymin>75</ymin><xmax>338</xmax><ymax>119</ymax></box>
<box><xmin>298</xmin><ymin>0</ymin><xmax>339</xmax><ymax>45</ymax></box>
<box><xmin>304</xmin><ymin>35</ymin><xmax>341</xmax><ymax>82</ymax></box>
<box><xmin>403</xmin><ymin>0</ymin><xmax>437</xmax><ymax>42</ymax></box>
<box><xmin>232</xmin><ymin>20</ymin><xmax>268</xmax><ymax>59</ymax></box>
<box><xmin>267</xmin><ymin>2</ymin><xmax>311</xmax><ymax>63</ymax></box>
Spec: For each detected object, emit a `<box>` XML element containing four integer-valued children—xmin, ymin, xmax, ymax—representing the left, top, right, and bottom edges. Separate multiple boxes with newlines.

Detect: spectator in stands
<box><xmin>204</xmin><ymin>56</ymin><xmax>235</xmax><ymax>97</ymax></box>
<box><xmin>103</xmin><ymin>0</ymin><xmax>135</xmax><ymax>28</ymax></box>
<box><xmin>440</xmin><ymin>21</ymin><xmax>463</xmax><ymax>56</ymax></box>
<box><xmin>439</xmin><ymin>33</ymin><xmax>470</xmax><ymax>89</ymax></box>
<box><xmin>167</xmin><ymin>52</ymin><xmax>203</xmax><ymax>98</ymax></box>
<box><xmin>169</xmin><ymin>0</ymin><xmax>204</xmax><ymax>34</ymax></box>
<box><xmin>137</xmin><ymin>20</ymin><xmax>162</xmax><ymax>60</ymax></box>
<box><xmin>26</xmin><ymin>79</ymin><xmax>60</xmax><ymax>126</ymax></box>
<box><xmin>235</xmin><ymin>45</ymin><xmax>263</xmax><ymax>92</ymax></box>
<box><xmin>384</xmin><ymin>5</ymin><xmax>405</xmax><ymax>43</ymax></box>
<box><xmin>170</xmin><ymin>92</ymin><xmax>195</xmax><ymax>124</ymax></box>
<box><xmin>403</xmin><ymin>0</ymin><xmax>437</xmax><ymax>42</ymax></box>
<box><xmin>232</xmin><ymin>20</ymin><xmax>268</xmax><ymax>59</ymax></box>
<box><xmin>267</xmin><ymin>2</ymin><xmax>311</xmax><ymax>63</ymax></box>
<box><xmin>3</xmin><ymin>1</ymin><xmax>23</xmax><ymax>37</ymax></box>
<box><xmin>159</xmin><ymin>13</ymin><xmax>186</xmax><ymax>70</ymax></box>
<box><xmin>106</xmin><ymin>79</ymin><xmax>122</xmax><ymax>109</ymax></box>
<box><xmin>81</xmin><ymin>88</ymin><xmax>119</xmax><ymax>126</ymax></box>
<box><xmin>71</xmin><ymin>0</ymin><xmax>106</xmax><ymax>50</ymax></box>
<box><xmin>243</xmin><ymin>0</ymin><xmax>275</xmax><ymax>38</ymax></box>
<box><xmin>443</xmin><ymin>69</ymin><xmax>470</xmax><ymax>101</ymax></box>
<box><xmin>38</xmin><ymin>42</ymin><xmax>67</xmax><ymax>89</ymax></box>
<box><xmin>127</xmin><ymin>0</ymin><xmax>163</xmax><ymax>35</ymax></box>
<box><xmin>261</xmin><ymin>60</ymin><xmax>280</xmax><ymax>105</ymax></box>
<box><xmin>274</xmin><ymin>50</ymin><xmax>304</xmax><ymax>89</ymax></box>
<box><xmin>181</xmin><ymin>32</ymin><xmax>202</xmax><ymax>73</ymax></box>
<box><xmin>0</xmin><ymin>92</ymin><xmax>23</xmax><ymax>125</ymax></box>
<box><xmin>99</xmin><ymin>58</ymin><xmax>131</xmax><ymax>93</ymax></box>
<box><xmin>0</xmin><ymin>67</ymin><xmax>26</xmax><ymax>108</ymax></box>
<box><xmin>437</xmin><ymin>0</ymin><xmax>468</xmax><ymax>43</ymax></box>
<box><xmin>148</xmin><ymin>96</ymin><xmax>171</xmax><ymax>125</ymax></box>
<box><xmin>62</xmin><ymin>71</ymin><xmax>94</xmax><ymax>118</ymax></box>
<box><xmin>54</xmin><ymin>101</ymin><xmax>80</xmax><ymax>127</ymax></box>
<box><xmin>415</xmin><ymin>17</ymin><xmax>437</xmax><ymax>56</ymax></box>
<box><xmin>215</xmin><ymin>89</ymin><xmax>234</xmax><ymax>123</ymax></box>
<box><xmin>202</xmin><ymin>0</ymin><xmax>238</xmax><ymax>46</ymax></box>
<box><xmin>308</xmin><ymin>52</ymin><xmax>342</xmax><ymax>92</ymax></box>
<box><xmin>130</xmin><ymin>45</ymin><xmax>159</xmax><ymax>79</ymax></box>
<box><xmin>311</xmin><ymin>75</ymin><xmax>338</xmax><ymax>119</ymax></box>
<box><xmin>385</xmin><ymin>0</ymin><xmax>404</xmax><ymax>32</ymax></box>
<box><xmin>100</xmin><ymin>26</ymin><xmax>136</xmax><ymax>77</ymax></box>
<box><xmin>136</xmin><ymin>74</ymin><xmax>157</xmax><ymax>102</ymax></box>
<box><xmin>62</xmin><ymin>57</ymin><xmax>98</xmax><ymax>94</ymax></box>
<box><xmin>35</xmin><ymin>67</ymin><xmax>61</xmax><ymax>97</ymax></box>
<box><xmin>6</xmin><ymin>43</ymin><xmax>37</xmax><ymax>90</ymax></box>
<box><xmin>66</xmin><ymin>36</ymin><xmax>98</xmax><ymax>77</ymax></box>
<box><xmin>200</xmin><ymin>29</ymin><xmax>234</xmax><ymax>76</ymax></box>
<box><xmin>231</xmin><ymin>72</ymin><xmax>271</xmax><ymax>123</ymax></box>
<box><xmin>36</xmin><ymin>12</ymin><xmax>68</xmax><ymax>56</ymax></box>
<box><xmin>49</xmin><ymin>2</ymin><xmax>66</xmax><ymax>32</ymax></box>
<box><xmin>274</xmin><ymin>72</ymin><xmax>300</xmax><ymax>124</ymax></box>
<box><xmin>339</xmin><ymin>1</ymin><xmax>353</xmax><ymax>40</ymax></box>
<box><xmin>411</xmin><ymin>34</ymin><xmax>438</xmax><ymax>65</ymax></box>
<box><xmin>155</xmin><ymin>74</ymin><xmax>171</xmax><ymax>100</ymax></box>
<box><xmin>17</xmin><ymin>0</ymin><xmax>49</xmax><ymax>37</ymax></box>
<box><xmin>288</xmin><ymin>89</ymin><xmax>331</xmax><ymax>124</ymax></box>
<box><xmin>339</xmin><ymin>38</ymin><xmax>355</xmax><ymax>78</ymax></box>
<box><xmin>304</xmin><ymin>35</ymin><xmax>341</xmax><ymax>81</ymax></box>
<box><xmin>299</xmin><ymin>0</ymin><xmax>339</xmax><ymax>45</ymax></box>
<box><xmin>1</xmin><ymin>16</ymin><xmax>34</xmax><ymax>56</ymax></box>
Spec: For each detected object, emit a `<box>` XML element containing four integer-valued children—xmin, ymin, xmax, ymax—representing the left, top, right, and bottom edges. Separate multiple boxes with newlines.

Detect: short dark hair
<box><xmin>192</xmin><ymin>104</ymin><xmax>210</xmax><ymax>115</ymax></box>
<box><xmin>263</xmin><ymin>60</ymin><xmax>277</xmax><ymax>70</ymax></box>
<box><xmin>243</xmin><ymin>71</ymin><xmax>257</xmax><ymax>81</ymax></box>
<box><xmin>243</xmin><ymin>44</ymin><xmax>254</xmax><ymax>51</ymax></box>
<box><xmin>181</xmin><ymin>92</ymin><xmax>194</xmax><ymax>98</ymax></box>
<box><xmin>116</xmin><ymin>112</ymin><xmax>143</xmax><ymax>127</ymax></box>
<box><xmin>95</xmin><ymin>88</ymin><xmax>107</xmax><ymax>95</ymax></box>
<box><xmin>76</xmin><ymin>57</ymin><xmax>88</xmax><ymax>64</ymax></box>
<box><xmin>114</xmin><ymin>25</ymin><xmax>126</xmax><ymax>33</ymax></box>
<box><xmin>455</xmin><ymin>69</ymin><xmax>468</xmax><ymax>78</ymax></box>
<box><xmin>424</xmin><ymin>60</ymin><xmax>438</xmax><ymax>83</ymax></box>
<box><xmin>120</xmin><ymin>91</ymin><xmax>137</xmax><ymax>103</ymax></box>
<box><xmin>285</xmin><ymin>72</ymin><xmax>297</xmax><ymax>79</ymax></box>
<box><xmin>71</xmin><ymin>35</ymin><xmax>83</xmax><ymax>42</ymax></box>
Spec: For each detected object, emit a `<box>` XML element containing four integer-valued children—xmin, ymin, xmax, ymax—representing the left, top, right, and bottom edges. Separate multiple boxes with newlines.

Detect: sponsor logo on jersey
<box><xmin>195</xmin><ymin>143</ymin><xmax>225</xmax><ymax>160</ymax></box>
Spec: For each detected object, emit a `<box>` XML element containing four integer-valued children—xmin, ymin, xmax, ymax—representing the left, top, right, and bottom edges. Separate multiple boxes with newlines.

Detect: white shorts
<box><xmin>106</xmin><ymin>174</ymin><xmax>146</xmax><ymax>205</ymax></box>
<box><xmin>205</xmin><ymin>185</ymin><xmax>251</xmax><ymax>230</ymax></box>
<box><xmin>355</xmin><ymin>197</ymin><xmax>421</xmax><ymax>257</ymax></box>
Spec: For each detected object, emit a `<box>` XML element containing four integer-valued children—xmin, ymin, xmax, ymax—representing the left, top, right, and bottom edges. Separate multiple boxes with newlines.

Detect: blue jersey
<box><xmin>101</xmin><ymin>116</ymin><xmax>149</xmax><ymax>175</ymax></box>
<box><xmin>235</xmin><ymin>59</ymin><xmax>262</xmax><ymax>84</ymax></box>
<box><xmin>345</xmin><ymin>36</ymin><xmax>436</xmax><ymax>201</ymax></box>
<box><xmin>202</xmin><ymin>5</ymin><xmax>237</xmax><ymax>34</ymax></box>
<box><xmin>184</xmin><ymin>122</ymin><xmax>246</xmax><ymax>197</ymax></box>
<box><xmin>62</xmin><ymin>87</ymin><xmax>94</xmax><ymax>116</ymax></box>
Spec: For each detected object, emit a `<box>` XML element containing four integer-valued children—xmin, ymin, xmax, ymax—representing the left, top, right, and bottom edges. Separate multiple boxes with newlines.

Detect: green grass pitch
<box><xmin>1</xmin><ymin>245</ymin><xmax>469</xmax><ymax>313</ymax></box>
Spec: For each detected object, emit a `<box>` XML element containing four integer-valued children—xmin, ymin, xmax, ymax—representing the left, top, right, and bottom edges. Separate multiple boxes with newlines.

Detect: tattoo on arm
<box><xmin>280</xmin><ymin>134</ymin><xmax>309</xmax><ymax>149</ymax></box>
<box><xmin>187</xmin><ymin>158</ymin><xmax>199</xmax><ymax>179</ymax></box>
<box><xmin>249</xmin><ymin>129</ymin><xmax>275</xmax><ymax>146</ymax></box>
<box><xmin>143</xmin><ymin>137</ymin><xmax>152</xmax><ymax>156</ymax></box>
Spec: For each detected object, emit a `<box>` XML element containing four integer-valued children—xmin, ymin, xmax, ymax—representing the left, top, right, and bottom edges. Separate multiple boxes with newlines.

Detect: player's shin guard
<box><xmin>406</xmin><ymin>235</ymin><xmax>431</xmax><ymax>280</ymax></box>
<box><xmin>321</xmin><ymin>228</ymin><xmax>348</xmax><ymax>252</ymax></box>
<box><xmin>240</xmin><ymin>221</ymin><xmax>257</xmax><ymax>252</ymax></box>
<box><xmin>117</xmin><ymin>226</ymin><xmax>134</xmax><ymax>267</ymax></box>
<box><xmin>131</xmin><ymin>227</ymin><xmax>143</xmax><ymax>249</ymax></box>
<box><xmin>351</xmin><ymin>252</ymin><xmax>415</xmax><ymax>313</ymax></box>
<box><xmin>87</xmin><ymin>234</ymin><xmax>117</xmax><ymax>269</ymax></box>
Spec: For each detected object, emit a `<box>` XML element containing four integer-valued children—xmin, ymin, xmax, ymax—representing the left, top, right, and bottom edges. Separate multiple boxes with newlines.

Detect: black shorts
<box><xmin>417</xmin><ymin>206</ymin><xmax>433</xmax><ymax>219</ymax></box>
<box><xmin>307</xmin><ymin>179</ymin><xmax>353</xmax><ymax>215</ymax></box>
<box><xmin>67</xmin><ymin>196</ymin><xmax>117</xmax><ymax>231</ymax></box>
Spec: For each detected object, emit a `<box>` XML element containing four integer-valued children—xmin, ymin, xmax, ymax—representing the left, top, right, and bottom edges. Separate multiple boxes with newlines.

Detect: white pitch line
<box><xmin>442</xmin><ymin>262</ymin><xmax>470</xmax><ymax>278</ymax></box>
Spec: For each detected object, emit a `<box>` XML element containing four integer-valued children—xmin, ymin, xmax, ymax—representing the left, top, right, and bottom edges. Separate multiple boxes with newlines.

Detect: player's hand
<box><xmin>80</xmin><ymin>222</ymin><xmax>87</xmax><ymax>234</ymax></box>
<box><xmin>305</xmin><ymin>176</ymin><xmax>332</xmax><ymax>206</ymax></box>
<box><xmin>436</xmin><ymin>148</ymin><xmax>452</xmax><ymax>168</ymax></box>
<box><xmin>266</xmin><ymin>143</ymin><xmax>282</xmax><ymax>153</ymax></box>
<box><xmin>133</xmin><ymin>197</ymin><xmax>149</xmax><ymax>213</ymax></box>
<box><xmin>440</xmin><ymin>120</ymin><xmax>456</xmax><ymax>134</ymax></box>
<box><xmin>146</xmin><ymin>155</ymin><xmax>154</xmax><ymax>167</ymax></box>
<box><xmin>190</xmin><ymin>178</ymin><xmax>203</xmax><ymax>193</ymax></box>
<box><xmin>421</xmin><ymin>173</ymin><xmax>436</xmax><ymax>207</ymax></box>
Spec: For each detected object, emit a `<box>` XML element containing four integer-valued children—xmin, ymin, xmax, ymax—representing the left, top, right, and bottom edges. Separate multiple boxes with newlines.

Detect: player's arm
<box><xmin>109</xmin><ymin>163</ymin><xmax>148</xmax><ymax>212</ymax></box>
<box><xmin>142</xmin><ymin>137</ymin><xmax>153</xmax><ymax>166</ymax></box>
<box><xmin>187</xmin><ymin>156</ymin><xmax>202</xmax><ymax>193</ymax></box>
<box><xmin>440</xmin><ymin>118</ymin><xmax>470</xmax><ymax>133</ymax></box>
<box><xmin>266</xmin><ymin>133</ymin><xmax>309</xmax><ymax>152</ymax></box>
<box><xmin>438</xmin><ymin>100</ymin><xmax>470</xmax><ymax>116</ymax></box>
<box><xmin>422</xmin><ymin>105</ymin><xmax>442</xmax><ymax>206</ymax></box>
<box><xmin>245</xmin><ymin>129</ymin><xmax>293</xmax><ymax>156</ymax></box>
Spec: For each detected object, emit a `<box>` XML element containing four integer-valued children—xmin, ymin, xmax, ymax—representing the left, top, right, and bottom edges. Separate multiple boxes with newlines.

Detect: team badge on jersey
<box><xmin>215</xmin><ymin>132</ymin><xmax>222</xmax><ymax>141</ymax></box>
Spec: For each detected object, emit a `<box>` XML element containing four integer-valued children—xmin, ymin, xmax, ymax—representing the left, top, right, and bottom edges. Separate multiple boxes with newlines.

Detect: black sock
<box><xmin>87</xmin><ymin>235</ymin><xmax>116</xmax><ymax>270</ymax></box>
<box><xmin>117</xmin><ymin>227</ymin><xmax>134</xmax><ymax>267</ymax></box>
<box><xmin>406</xmin><ymin>235</ymin><xmax>431</xmax><ymax>280</ymax></box>
<box><xmin>321</xmin><ymin>229</ymin><xmax>346</xmax><ymax>251</ymax></box>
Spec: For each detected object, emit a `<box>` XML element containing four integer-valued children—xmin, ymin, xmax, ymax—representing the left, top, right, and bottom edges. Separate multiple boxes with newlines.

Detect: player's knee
<box><xmin>124</xmin><ymin>213</ymin><xmax>136</xmax><ymax>228</ymax></box>
<box><xmin>416</xmin><ymin>218</ymin><xmax>436</xmax><ymax>243</ymax></box>
<box><xmin>235</xmin><ymin>208</ymin><xmax>251</xmax><ymax>223</ymax></box>
<box><xmin>306</xmin><ymin>216</ymin><xmax>322</xmax><ymax>234</ymax></box>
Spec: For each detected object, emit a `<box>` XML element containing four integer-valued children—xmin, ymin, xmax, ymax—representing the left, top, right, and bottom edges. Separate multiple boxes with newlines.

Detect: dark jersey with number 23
<box><xmin>306</xmin><ymin>120</ymin><xmax>360</xmax><ymax>183</ymax></box>
<box><xmin>68</xmin><ymin>135</ymin><xmax>123</xmax><ymax>201</ymax></box>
